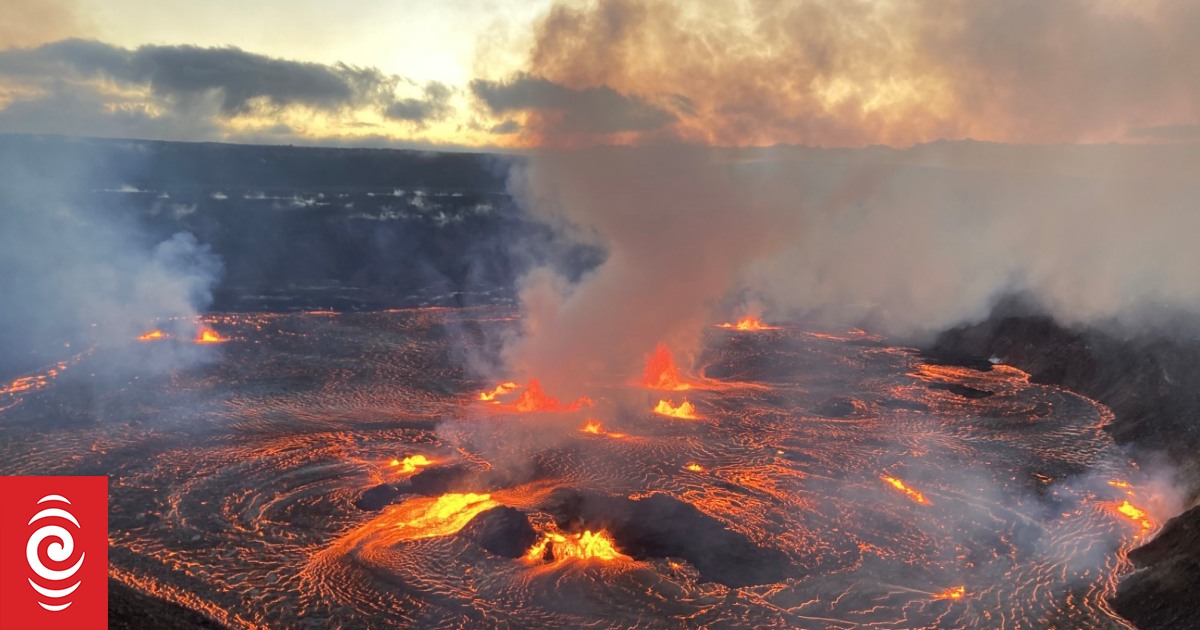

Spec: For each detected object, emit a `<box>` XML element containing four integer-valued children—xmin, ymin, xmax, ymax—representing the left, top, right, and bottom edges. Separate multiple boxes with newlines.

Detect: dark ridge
<box><xmin>109</xmin><ymin>579</ymin><xmax>227</xmax><ymax>630</ymax></box>
<box><xmin>927</xmin><ymin>382</ymin><xmax>995</xmax><ymax>399</ymax></box>
<box><xmin>0</xmin><ymin>133</ymin><xmax>514</xmax><ymax>193</ymax></box>
<box><xmin>458</xmin><ymin>506</ymin><xmax>538</xmax><ymax>558</ymax></box>
<box><xmin>540</xmin><ymin>488</ymin><xmax>793</xmax><ymax>588</ymax></box>
<box><xmin>927</xmin><ymin>313</ymin><xmax>1200</xmax><ymax>480</ymax></box>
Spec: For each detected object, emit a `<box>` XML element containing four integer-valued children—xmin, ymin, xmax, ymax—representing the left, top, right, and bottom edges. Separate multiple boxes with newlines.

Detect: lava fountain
<box><xmin>390</xmin><ymin>454</ymin><xmax>433</xmax><ymax>474</ymax></box>
<box><xmin>479</xmin><ymin>381</ymin><xmax>519</xmax><ymax>402</ymax></box>
<box><xmin>653</xmin><ymin>399</ymin><xmax>698</xmax><ymax>419</ymax></box>
<box><xmin>195</xmin><ymin>327</ymin><xmax>225</xmax><ymax>344</ymax></box>
<box><xmin>643</xmin><ymin>342</ymin><xmax>691</xmax><ymax>390</ymax></box>
<box><xmin>511</xmin><ymin>379</ymin><xmax>592</xmax><ymax>412</ymax></box>
<box><xmin>525</xmin><ymin>528</ymin><xmax>629</xmax><ymax>563</ymax></box>
<box><xmin>717</xmin><ymin>316</ymin><xmax>777</xmax><ymax>331</ymax></box>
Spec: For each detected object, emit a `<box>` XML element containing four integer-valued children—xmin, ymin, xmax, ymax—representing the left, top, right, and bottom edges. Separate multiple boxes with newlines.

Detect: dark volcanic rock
<box><xmin>1112</xmin><ymin>505</ymin><xmax>1200</xmax><ymax>630</ymax></box>
<box><xmin>458</xmin><ymin>506</ymin><xmax>538</xmax><ymax>558</ymax></box>
<box><xmin>408</xmin><ymin>461</ymin><xmax>552</xmax><ymax>497</ymax></box>
<box><xmin>813</xmin><ymin>396</ymin><xmax>860</xmax><ymax>417</ymax></box>
<box><xmin>355</xmin><ymin>483</ymin><xmax>402</xmax><ymax>511</ymax></box>
<box><xmin>408</xmin><ymin>465</ymin><xmax>478</xmax><ymax>496</ymax></box>
<box><xmin>541</xmin><ymin>488</ymin><xmax>792</xmax><ymax>587</ymax></box>
<box><xmin>109</xmin><ymin>579</ymin><xmax>227</xmax><ymax>629</ymax></box>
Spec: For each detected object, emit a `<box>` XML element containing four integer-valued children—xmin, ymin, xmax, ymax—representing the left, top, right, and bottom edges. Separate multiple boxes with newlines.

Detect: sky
<box><xmin>0</xmin><ymin>0</ymin><xmax>1197</xmax><ymax>150</ymax></box>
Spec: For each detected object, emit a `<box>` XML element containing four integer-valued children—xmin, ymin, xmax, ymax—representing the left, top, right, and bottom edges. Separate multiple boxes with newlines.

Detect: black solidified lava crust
<box><xmin>458</xmin><ymin>506</ymin><xmax>539</xmax><ymax>558</ymax></box>
<box><xmin>1111</xmin><ymin>505</ymin><xmax>1200</xmax><ymax>630</ymax></box>
<box><xmin>540</xmin><ymin>488</ymin><xmax>793</xmax><ymax>588</ymax></box>
<box><xmin>109</xmin><ymin>579</ymin><xmax>228</xmax><ymax>630</ymax></box>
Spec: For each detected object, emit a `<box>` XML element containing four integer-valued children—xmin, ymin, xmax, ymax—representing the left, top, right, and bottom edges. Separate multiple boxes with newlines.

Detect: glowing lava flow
<box><xmin>0</xmin><ymin>361</ymin><xmax>69</xmax><ymax>397</ymax></box>
<box><xmin>643</xmin><ymin>342</ymin><xmax>690</xmax><ymax>390</ymax></box>
<box><xmin>512</xmin><ymin>379</ymin><xmax>592</xmax><ymax>412</ymax></box>
<box><xmin>393</xmin><ymin>493</ymin><xmax>498</xmax><ymax>540</ymax></box>
<box><xmin>478</xmin><ymin>381</ymin><xmax>519</xmax><ymax>402</ymax></box>
<box><xmin>1114</xmin><ymin>500</ymin><xmax>1153</xmax><ymax>530</ymax></box>
<box><xmin>934</xmin><ymin>586</ymin><xmax>966</xmax><ymax>600</ymax></box>
<box><xmin>195</xmin><ymin>328</ymin><xmax>225</xmax><ymax>344</ymax></box>
<box><xmin>653</xmin><ymin>399</ymin><xmax>698</xmax><ymax>419</ymax></box>
<box><xmin>685</xmin><ymin>462</ymin><xmax>704</xmax><ymax>472</ymax></box>
<box><xmin>138</xmin><ymin>329</ymin><xmax>166</xmax><ymax>341</ymax></box>
<box><xmin>525</xmin><ymin>528</ymin><xmax>629</xmax><ymax>563</ymax></box>
<box><xmin>717</xmin><ymin>316</ymin><xmax>777</xmax><ymax>331</ymax></box>
<box><xmin>389</xmin><ymin>454</ymin><xmax>433</xmax><ymax>473</ymax></box>
<box><xmin>881</xmin><ymin>476</ymin><xmax>930</xmax><ymax>505</ymax></box>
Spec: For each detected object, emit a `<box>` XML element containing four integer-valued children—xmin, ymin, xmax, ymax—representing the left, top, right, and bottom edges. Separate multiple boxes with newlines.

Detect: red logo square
<box><xmin>0</xmin><ymin>476</ymin><xmax>108</xmax><ymax>630</ymax></box>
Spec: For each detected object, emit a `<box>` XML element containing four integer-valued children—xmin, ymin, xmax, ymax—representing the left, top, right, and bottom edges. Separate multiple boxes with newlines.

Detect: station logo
<box><xmin>0</xmin><ymin>476</ymin><xmax>107</xmax><ymax>630</ymax></box>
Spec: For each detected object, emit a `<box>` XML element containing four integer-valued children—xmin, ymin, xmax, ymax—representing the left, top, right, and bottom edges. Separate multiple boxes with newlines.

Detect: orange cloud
<box><xmin>482</xmin><ymin>0</ymin><xmax>1200</xmax><ymax>147</ymax></box>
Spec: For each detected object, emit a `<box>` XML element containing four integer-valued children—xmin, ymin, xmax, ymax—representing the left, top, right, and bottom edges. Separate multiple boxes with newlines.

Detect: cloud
<box><xmin>471</xmin><ymin>73</ymin><xmax>675</xmax><ymax>137</ymax></box>
<box><xmin>0</xmin><ymin>38</ymin><xmax>397</xmax><ymax>114</ymax></box>
<box><xmin>0</xmin><ymin>38</ymin><xmax>460</xmax><ymax>144</ymax></box>
<box><xmin>0</xmin><ymin>81</ymin><xmax>222</xmax><ymax>140</ymax></box>
<box><xmin>384</xmin><ymin>81</ymin><xmax>454</xmax><ymax>123</ymax></box>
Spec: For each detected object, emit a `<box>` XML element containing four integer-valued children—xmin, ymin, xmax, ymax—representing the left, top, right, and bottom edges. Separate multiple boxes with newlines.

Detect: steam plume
<box><xmin>503</xmin><ymin>142</ymin><xmax>1200</xmax><ymax>390</ymax></box>
<box><xmin>0</xmin><ymin>144</ymin><xmax>222</xmax><ymax>379</ymax></box>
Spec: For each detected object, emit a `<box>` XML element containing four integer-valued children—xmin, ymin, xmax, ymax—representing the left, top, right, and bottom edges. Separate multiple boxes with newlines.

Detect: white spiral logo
<box><xmin>26</xmin><ymin>494</ymin><xmax>85</xmax><ymax>612</ymax></box>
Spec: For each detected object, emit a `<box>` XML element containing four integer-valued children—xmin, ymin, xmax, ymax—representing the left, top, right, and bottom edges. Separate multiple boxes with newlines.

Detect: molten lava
<box><xmin>479</xmin><ymin>381</ymin><xmax>519</xmax><ymax>402</ymax></box>
<box><xmin>1114</xmin><ymin>500</ymin><xmax>1153</xmax><ymax>530</ymax></box>
<box><xmin>390</xmin><ymin>454</ymin><xmax>433</xmax><ymax>473</ymax></box>
<box><xmin>642</xmin><ymin>342</ymin><xmax>690</xmax><ymax>390</ymax></box>
<box><xmin>717</xmin><ymin>316</ymin><xmax>777</xmax><ymax>331</ymax></box>
<box><xmin>881</xmin><ymin>476</ymin><xmax>930</xmax><ymax>505</ymax></box>
<box><xmin>195</xmin><ymin>328</ymin><xmax>225</xmax><ymax>344</ymax></box>
<box><xmin>525</xmin><ymin>528</ymin><xmax>628</xmax><ymax>563</ymax></box>
<box><xmin>653</xmin><ymin>399</ymin><xmax>698</xmax><ymax>419</ymax></box>
<box><xmin>511</xmin><ymin>379</ymin><xmax>591</xmax><ymax>412</ymax></box>
<box><xmin>138</xmin><ymin>329</ymin><xmax>166</xmax><ymax>341</ymax></box>
<box><xmin>578</xmin><ymin>420</ymin><xmax>628</xmax><ymax>439</ymax></box>
<box><xmin>394</xmin><ymin>493</ymin><xmax>498</xmax><ymax>539</ymax></box>
<box><xmin>934</xmin><ymin>586</ymin><xmax>966</xmax><ymax>600</ymax></box>
<box><xmin>685</xmin><ymin>462</ymin><xmax>704</xmax><ymax>472</ymax></box>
